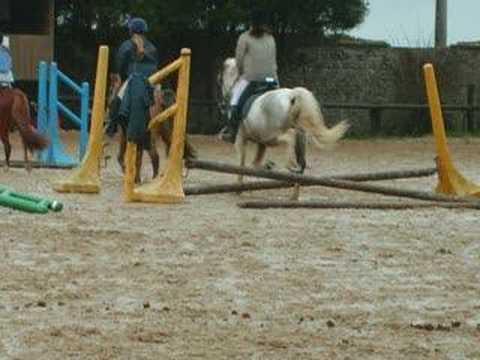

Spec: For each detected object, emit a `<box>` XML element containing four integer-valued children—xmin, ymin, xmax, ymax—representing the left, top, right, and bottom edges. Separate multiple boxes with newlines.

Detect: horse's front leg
<box><xmin>117</xmin><ymin>128</ymin><xmax>127</xmax><ymax>173</ymax></box>
<box><xmin>252</xmin><ymin>143</ymin><xmax>267</xmax><ymax>169</ymax></box>
<box><xmin>234</xmin><ymin>127</ymin><xmax>247</xmax><ymax>186</ymax></box>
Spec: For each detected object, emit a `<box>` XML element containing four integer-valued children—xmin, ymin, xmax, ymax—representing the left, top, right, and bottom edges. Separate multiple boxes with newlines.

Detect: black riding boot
<box><xmin>105</xmin><ymin>96</ymin><xmax>121</xmax><ymax>137</ymax></box>
<box><xmin>221</xmin><ymin>105</ymin><xmax>239</xmax><ymax>143</ymax></box>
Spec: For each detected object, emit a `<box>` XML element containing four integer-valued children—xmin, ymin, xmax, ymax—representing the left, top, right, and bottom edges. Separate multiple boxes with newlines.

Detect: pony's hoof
<box><xmin>3</xmin><ymin>166</ymin><xmax>9</xmax><ymax>173</ymax></box>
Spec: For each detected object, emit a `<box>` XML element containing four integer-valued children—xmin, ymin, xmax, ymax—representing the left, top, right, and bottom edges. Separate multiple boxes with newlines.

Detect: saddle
<box><xmin>239</xmin><ymin>77</ymin><xmax>279</xmax><ymax>119</ymax></box>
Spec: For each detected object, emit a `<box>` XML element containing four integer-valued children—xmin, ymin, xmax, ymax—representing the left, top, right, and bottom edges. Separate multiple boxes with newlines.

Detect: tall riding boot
<box><xmin>105</xmin><ymin>96</ymin><xmax>121</xmax><ymax>137</ymax></box>
<box><xmin>221</xmin><ymin>105</ymin><xmax>238</xmax><ymax>143</ymax></box>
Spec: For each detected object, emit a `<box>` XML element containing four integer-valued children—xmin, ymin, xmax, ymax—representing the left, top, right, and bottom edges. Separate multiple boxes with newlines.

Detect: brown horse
<box><xmin>0</xmin><ymin>88</ymin><xmax>49</xmax><ymax>171</ymax></box>
<box><xmin>107</xmin><ymin>77</ymin><xmax>196</xmax><ymax>183</ymax></box>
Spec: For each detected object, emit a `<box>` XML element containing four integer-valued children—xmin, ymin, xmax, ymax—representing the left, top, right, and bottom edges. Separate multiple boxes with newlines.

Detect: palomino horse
<box><xmin>0</xmin><ymin>88</ymin><xmax>49</xmax><ymax>170</ymax></box>
<box><xmin>220</xmin><ymin>58</ymin><xmax>349</xmax><ymax>184</ymax></box>
<box><xmin>107</xmin><ymin>76</ymin><xmax>196</xmax><ymax>183</ymax></box>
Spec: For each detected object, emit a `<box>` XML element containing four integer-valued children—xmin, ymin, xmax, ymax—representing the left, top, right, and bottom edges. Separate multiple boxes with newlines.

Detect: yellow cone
<box><xmin>53</xmin><ymin>46</ymin><xmax>109</xmax><ymax>193</ymax></box>
<box><xmin>423</xmin><ymin>63</ymin><xmax>480</xmax><ymax>197</ymax></box>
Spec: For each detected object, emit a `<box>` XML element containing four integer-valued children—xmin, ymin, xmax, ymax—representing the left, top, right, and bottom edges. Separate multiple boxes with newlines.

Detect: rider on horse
<box><xmin>0</xmin><ymin>32</ymin><xmax>14</xmax><ymax>89</ymax></box>
<box><xmin>106</xmin><ymin>17</ymin><xmax>159</xmax><ymax>146</ymax></box>
<box><xmin>221</xmin><ymin>9</ymin><xmax>279</xmax><ymax>143</ymax></box>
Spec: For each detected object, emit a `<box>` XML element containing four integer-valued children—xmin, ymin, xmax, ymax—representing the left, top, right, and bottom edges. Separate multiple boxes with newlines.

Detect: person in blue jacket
<box><xmin>106</xmin><ymin>17</ymin><xmax>159</xmax><ymax>140</ymax></box>
<box><xmin>0</xmin><ymin>32</ymin><xmax>14</xmax><ymax>88</ymax></box>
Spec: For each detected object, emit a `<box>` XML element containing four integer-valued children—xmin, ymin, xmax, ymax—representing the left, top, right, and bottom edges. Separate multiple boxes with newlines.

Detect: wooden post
<box><xmin>435</xmin><ymin>0</ymin><xmax>448</xmax><ymax>48</ymax></box>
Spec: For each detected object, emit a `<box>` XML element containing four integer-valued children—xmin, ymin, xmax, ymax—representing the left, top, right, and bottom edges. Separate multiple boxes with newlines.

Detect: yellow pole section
<box><xmin>148</xmin><ymin>59</ymin><xmax>183</xmax><ymax>85</ymax></box>
<box><xmin>149</xmin><ymin>104</ymin><xmax>178</xmax><ymax>130</ymax></box>
<box><xmin>53</xmin><ymin>46</ymin><xmax>109</xmax><ymax>193</ymax></box>
<box><xmin>423</xmin><ymin>64</ymin><xmax>453</xmax><ymax>167</ymax></box>
<box><xmin>423</xmin><ymin>63</ymin><xmax>480</xmax><ymax>197</ymax></box>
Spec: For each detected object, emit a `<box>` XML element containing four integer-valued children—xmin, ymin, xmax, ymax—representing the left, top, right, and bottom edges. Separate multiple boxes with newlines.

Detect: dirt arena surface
<box><xmin>1</xmin><ymin>132</ymin><xmax>480</xmax><ymax>359</ymax></box>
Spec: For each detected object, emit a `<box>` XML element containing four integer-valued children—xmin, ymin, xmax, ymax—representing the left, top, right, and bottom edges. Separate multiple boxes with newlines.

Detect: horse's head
<box><xmin>219</xmin><ymin>57</ymin><xmax>239</xmax><ymax>99</ymax></box>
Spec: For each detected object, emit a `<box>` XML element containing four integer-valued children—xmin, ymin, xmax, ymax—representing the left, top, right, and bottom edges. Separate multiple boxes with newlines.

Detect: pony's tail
<box><xmin>12</xmin><ymin>91</ymin><xmax>49</xmax><ymax>150</ymax></box>
<box><xmin>290</xmin><ymin>87</ymin><xmax>349</xmax><ymax>148</ymax></box>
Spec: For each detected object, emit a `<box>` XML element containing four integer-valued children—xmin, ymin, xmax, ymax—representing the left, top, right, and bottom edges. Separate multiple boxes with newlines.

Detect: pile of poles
<box><xmin>185</xmin><ymin>159</ymin><xmax>480</xmax><ymax>210</ymax></box>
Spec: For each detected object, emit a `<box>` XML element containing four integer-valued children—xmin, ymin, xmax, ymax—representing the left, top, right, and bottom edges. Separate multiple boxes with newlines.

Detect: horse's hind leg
<box><xmin>293</xmin><ymin>129</ymin><xmax>307</xmax><ymax>173</ymax></box>
<box><xmin>22</xmin><ymin>139</ymin><xmax>32</xmax><ymax>173</ymax></box>
<box><xmin>284</xmin><ymin>129</ymin><xmax>306</xmax><ymax>173</ymax></box>
<box><xmin>291</xmin><ymin>130</ymin><xmax>308</xmax><ymax>200</ymax></box>
<box><xmin>1</xmin><ymin>135</ymin><xmax>11</xmax><ymax>172</ymax></box>
<box><xmin>147</xmin><ymin>135</ymin><xmax>160</xmax><ymax>179</ymax></box>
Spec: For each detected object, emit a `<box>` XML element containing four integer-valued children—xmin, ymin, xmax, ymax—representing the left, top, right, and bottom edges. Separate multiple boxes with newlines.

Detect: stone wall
<box><xmin>189</xmin><ymin>44</ymin><xmax>480</xmax><ymax>136</ymax></box>
<box><xmin>279</xmin><ymin>45</ymin><xmax>480</xmax><ymax>136</ymax></box>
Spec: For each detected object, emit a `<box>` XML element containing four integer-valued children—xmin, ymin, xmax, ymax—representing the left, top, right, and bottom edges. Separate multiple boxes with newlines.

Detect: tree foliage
<box><xmin>56</xmin><ymin>0</ymin><xmax>369</xmax><ymax>42</ymax></box>
<box><xmin>54</xmin><ymin>0</ymin><xmax>369</xmax><ymax>80</ymax></box>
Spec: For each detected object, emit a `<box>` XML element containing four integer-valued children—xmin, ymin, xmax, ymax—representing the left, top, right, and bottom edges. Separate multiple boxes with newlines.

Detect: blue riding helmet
<box><xmin>128</xmin><ymin>17</ymin><xmax>148</xmax><ymax>34</ymax></box>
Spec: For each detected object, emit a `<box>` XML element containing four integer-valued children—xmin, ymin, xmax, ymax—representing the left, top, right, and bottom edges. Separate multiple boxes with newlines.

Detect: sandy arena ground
<box><xmin>0</xmin><ymin>132</ymin><xmax>479</xmax><ymax>359</ymax></box>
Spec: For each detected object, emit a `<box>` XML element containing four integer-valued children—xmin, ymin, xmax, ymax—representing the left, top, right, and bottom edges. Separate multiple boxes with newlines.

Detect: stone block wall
<box><xmin>187</xmin><ymin>44</ymin><xmax>480</xmax><ymax>135</ymax></box>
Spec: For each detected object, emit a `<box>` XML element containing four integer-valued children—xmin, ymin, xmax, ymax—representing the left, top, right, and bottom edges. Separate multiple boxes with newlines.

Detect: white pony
<box><xmin>220</xmin><ymin>58</ymin><xmax>350</xmax><ymax>184</ymax></box>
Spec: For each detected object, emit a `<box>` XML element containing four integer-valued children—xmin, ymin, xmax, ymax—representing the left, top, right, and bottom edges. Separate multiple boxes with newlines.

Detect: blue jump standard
<box><xmin>36</xmin><ymin>61</ymin><xmax>89</xmax><ymax>167</ymax></box>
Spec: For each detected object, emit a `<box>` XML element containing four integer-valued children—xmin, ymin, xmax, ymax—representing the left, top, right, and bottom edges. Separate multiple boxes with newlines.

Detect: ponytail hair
<box><xmin>131</xmin><ymin>33</ymin><xmax>145</xmax><ymax>61</ymax></box>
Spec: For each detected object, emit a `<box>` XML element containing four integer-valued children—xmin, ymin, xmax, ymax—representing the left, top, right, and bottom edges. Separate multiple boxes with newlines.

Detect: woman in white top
<box><xmin>222</xmin><ymin>9</ymin><xmax>279</xmax><ymax>143</ymax></box>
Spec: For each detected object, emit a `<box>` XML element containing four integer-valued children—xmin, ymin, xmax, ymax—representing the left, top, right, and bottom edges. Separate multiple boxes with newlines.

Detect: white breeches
<box><xmin>229</xmin><ymin>78</ymin><xmax>249</xmax><ymax>106</ymax></box>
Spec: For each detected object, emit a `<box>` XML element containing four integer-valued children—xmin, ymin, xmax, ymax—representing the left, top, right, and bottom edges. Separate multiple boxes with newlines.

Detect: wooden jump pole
<box><xmin>238</xmin><ymin>200</ymin><xmax>480</xmax><ymax>210</ymax></box>
<box><xmin>186</xmin><ymin>159</ymin><xmax>472</xmax><ymax>203</ymax></box>
<box><xmin>0</xmin><ymin>160</ymin><xmax>75</xmax><ymax>170</ymax></box>
<box><xmin>185</xmin><ymin>167</ymin><xmax>437</xmax><ymax>195</ymax></box>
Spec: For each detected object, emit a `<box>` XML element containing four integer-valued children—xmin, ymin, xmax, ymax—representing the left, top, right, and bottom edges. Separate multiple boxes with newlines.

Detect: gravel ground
<box><xmin>0</xmin><ymin>132</ymin><xmax>479</xmax><ymax>359</ymax></box>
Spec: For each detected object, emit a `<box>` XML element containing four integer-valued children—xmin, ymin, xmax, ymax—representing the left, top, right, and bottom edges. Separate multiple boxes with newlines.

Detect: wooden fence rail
<box><xmin>188</xmin><ymin>84</ymin><xmax>478</xmax><ymax>134</ymax></box>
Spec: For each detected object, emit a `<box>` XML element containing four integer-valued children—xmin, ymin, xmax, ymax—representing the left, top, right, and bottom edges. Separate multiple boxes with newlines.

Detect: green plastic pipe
<box><xmin>0</xmin><ymin>186</ymin><xmax>63</xmax><ymax>213</ymax></box>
